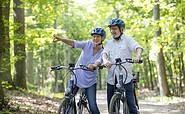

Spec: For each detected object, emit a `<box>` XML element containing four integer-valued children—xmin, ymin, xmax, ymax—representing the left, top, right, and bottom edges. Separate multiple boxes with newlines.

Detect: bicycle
<box><xmin>100</xmin><ymin>58</ymin><xmax>142</xmax><ymax>114</ymax></box>
<box><xmin>51</xmin><ymin>63</ymin><xmax>92</xmax><ymax>114</ymax></box>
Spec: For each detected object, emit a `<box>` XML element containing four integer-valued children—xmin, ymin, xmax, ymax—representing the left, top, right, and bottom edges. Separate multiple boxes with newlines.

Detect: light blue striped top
<box><xmin>74</xmin><ymin>40</ymin><xmax>103</xmax><ymax>88</ymax></box>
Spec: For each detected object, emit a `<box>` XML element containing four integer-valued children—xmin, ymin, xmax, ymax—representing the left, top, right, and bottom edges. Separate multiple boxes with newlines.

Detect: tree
<box><xmin>0</xmin><ymin>0</ymin><xmax>5</xmax><ymax>109</ymax></box>
<box><xmin>13</xmin><ymin>0</ymin><xmax>27</xmax><ymax>89</ymax></box>
<box><xmin>153</xmin><ymin>0</ymin><xmax>170</xmax><ymax>96</ymax></box>
<box><xmin>25</xmin><ymin>8</ymin><xmax>34</xmax><ymax>89</ymax></box>
<box><xmin>0</xmin><ymin>0</ymin><xmax>12</xmax><ymax>84</ymax></box>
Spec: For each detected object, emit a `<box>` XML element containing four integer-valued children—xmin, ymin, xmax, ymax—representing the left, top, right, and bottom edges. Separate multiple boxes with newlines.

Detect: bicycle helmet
<box><xmin>91</xmin><ymin>27</ymin><xmax>106</xmax><ymax>38</ymax></box>
<box><xmin>108</xmin><ymin>18</ymin><xmax>125</xmax><ymax>29</ymax></box>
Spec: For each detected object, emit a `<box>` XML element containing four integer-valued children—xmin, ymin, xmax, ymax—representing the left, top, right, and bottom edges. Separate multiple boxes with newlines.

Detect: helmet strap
<box><xmin>98</xmin><ymin>42</ymin><xmax>102</xmax><ymax>45</ymax></box>
<box><xmin>98</xmin><ymin>37</ymin><xmax>104</xmax><ymax>45</ymax></box>
<box><xmin>114</xmin><ymin>33</ymin><xmax>123</xmax><ymax>40</ymax></box>
<box><xmin>98</xmin><ymin>43</ymin><xmax>104</xmax><ymax>49</ymax></box>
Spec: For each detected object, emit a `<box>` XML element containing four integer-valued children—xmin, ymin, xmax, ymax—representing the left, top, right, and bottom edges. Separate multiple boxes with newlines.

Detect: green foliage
<box><xmin>0</xmin><ymin>111</ymin><xmax>12</xmax><ymax>114</ymax></box>
<box><xmin>4</xmin><ymin>0</ymin><xmax>184</xmax><ymax>96</ymax></box>
<box><xmin>2</xmin><ymin>82</ymin><xmax>13</xmax><ymax>89</ymax></box>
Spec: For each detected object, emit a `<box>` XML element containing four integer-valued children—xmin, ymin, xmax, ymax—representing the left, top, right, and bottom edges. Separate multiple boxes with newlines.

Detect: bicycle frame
<box><xmin>109</xmin><ymin>58</ymin><xmax>129</xmax><ymax>114</ymax></box>
<box><xmin>51</xmin><ymin>63</ymin><xmax>92</xmax><ymax>114</ymax></box>
<box><xmin>108</xmin><ymin>58</ymin><xmax>142</xmax><ymax>114</ymax></box>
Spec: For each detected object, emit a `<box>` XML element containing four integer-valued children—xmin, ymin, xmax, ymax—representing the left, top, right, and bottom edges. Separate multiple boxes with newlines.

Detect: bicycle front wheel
<box><xmin>58</xmin><ymin>99</ymin><xmax>75</xmax><ymax>114</ymax></box>
<box><xmin>123</xmin><ymin>99</ymin><xmax>129</xmax><ymax>114</ymax></box>
<box><xmin>78</xmin><ymin>103</ymin><xmax>84</xmax><ymax>114</ymax></box>
<box><xmin>109</xmin><ymin>94</ymin><xmax>129</xmax><ymax>114</ymax></box>
<box><xmin>78</xmin><ymin>101</ymin><xmax>91</xmax><ymax>114</ymax></box>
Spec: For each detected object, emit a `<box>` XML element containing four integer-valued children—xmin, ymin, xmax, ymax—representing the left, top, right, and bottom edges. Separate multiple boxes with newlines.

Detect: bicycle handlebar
<box><xmin>98</xmin><ymin>58</ymin><xmax>143</xmax><ymax>69</ymax></box>
<box><xmin>51</xmin><ymin>63</ymin><xmax>95</xmax><ymax>86</ymax></box>
<box><xmin>125</xmin><ymin>58</ymin><xmax>143</xmax><ymax>64</ymax></box>
<box><xmin>51</xmin><ymin>63</ymin><xmax>91</xmax><ymax>71</ymax></box>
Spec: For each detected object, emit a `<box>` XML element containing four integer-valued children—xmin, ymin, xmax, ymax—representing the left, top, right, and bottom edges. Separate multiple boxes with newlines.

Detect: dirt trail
<box><xmin>5</xmin><ymin>89</ymin><xmax>185</xmax><ymax>114</ymax></box>
<box><xmin>96</xmin><ymin>90</ymin><xmax>185</xmax><ymax>114</ymax></box>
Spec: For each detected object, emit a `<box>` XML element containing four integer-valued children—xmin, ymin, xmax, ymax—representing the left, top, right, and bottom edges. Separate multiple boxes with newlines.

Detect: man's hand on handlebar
<box><xmin>132</xmin><ymin>55</ymin><xmax>141</xmax><ymax>63</ymax></box>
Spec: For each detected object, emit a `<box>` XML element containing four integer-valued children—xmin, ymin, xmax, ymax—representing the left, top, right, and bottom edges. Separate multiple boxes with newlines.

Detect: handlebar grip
<box><xmin>93</xmin><ymin>67</ymin><xmax>96</xmax><ymax>70</ymax></box>
<box><xmin>99</xmin><ymin>65</ymin><xmax>106</xmax><ymax>69</ymax></box>
<box><xmin>138</xmin><ymin>60</ymin><xmax>143</xmax><ymax>63</ymax></box>
<box><xmin>51</xmin><ymin>66</ymin><xmax>60</xmax><ymax>70</ymax></box>
<box><xmin>125</xmin><ymin>58</ymin><xmax>143</xmax><ymax>63</ymax></box>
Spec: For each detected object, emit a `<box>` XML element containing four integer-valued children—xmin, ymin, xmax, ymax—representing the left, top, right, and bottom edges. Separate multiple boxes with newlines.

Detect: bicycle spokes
<box><xmin>115</xmin><ymin>100</ymin><xmax>120</xmax><ymax>114</ymax></box>
<box><xmin>77</xmin><ymin>98</ymin><xmax>91</xmax><ymax>114</ymax></box>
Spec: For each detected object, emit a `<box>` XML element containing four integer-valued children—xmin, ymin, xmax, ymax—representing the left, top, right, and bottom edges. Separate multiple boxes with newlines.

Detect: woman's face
<box><xmin>110</xmin><ymin>25</ymin><xmax>122</xmax><ymax>38</ymax></box>
<box><xmin>92</xmin><ymin>34</ymin><xmax>103</xmax><ymax>45</ymax></box>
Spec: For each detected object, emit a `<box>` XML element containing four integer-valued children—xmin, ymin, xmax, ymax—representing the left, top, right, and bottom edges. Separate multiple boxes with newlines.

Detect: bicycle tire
<box><xmin>134</xmin><ymin>89</ymin><xmax>139</xmax><ymax>109</ymax></box>
<box><xmin>123</xmin><ymin>99</ymin><xmax>129</xmax><ymax>114</ymax></box>
<box><xmin>78</xmin><ymin>98</ymin><xmax>91</xmax><ymax>114</ymax></box>
<box><xmin>78</xmin><ymin>103</ymin><xmax>84</xmax><ymax>114</ymax></box>
<box><xmin>109</xmin><ymin>94</ymin><xmax>129</xmax><ymax>114</ymax></box>
<box><xmin>58</xmin><ymin>99</ymin><xmax>75</xmax><ymax>114</ymax></box>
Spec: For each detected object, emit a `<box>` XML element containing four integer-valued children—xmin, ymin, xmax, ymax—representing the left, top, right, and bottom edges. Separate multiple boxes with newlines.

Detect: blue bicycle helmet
<box><xmin>91</xmin><ymin>27</ymin><xmax>106</xmax><ymax>38</ymax></box>
<box><xmin>108</xmin><ymin>18</ymin><xmax>125</xmax><ymax>29</ymax></box>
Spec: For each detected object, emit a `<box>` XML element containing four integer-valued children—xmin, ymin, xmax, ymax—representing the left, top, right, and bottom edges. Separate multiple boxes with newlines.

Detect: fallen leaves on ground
<box><xmin>1</xmin><ymin>88</ymin><xmax>185</xmax><ymax>113</ymax></box>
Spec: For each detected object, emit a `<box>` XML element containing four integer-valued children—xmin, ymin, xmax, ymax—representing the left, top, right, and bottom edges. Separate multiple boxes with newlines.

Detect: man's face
<box><xmin>110</xmin><ymin>25</ymin><xmax>122</xmax><ymax>39</ymax></box>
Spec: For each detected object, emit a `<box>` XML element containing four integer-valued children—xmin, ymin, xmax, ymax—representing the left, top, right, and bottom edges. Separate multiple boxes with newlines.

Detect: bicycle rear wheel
<box><xmin>134</xmin><ymin>89</ymin><xmax>139</xmax><ymax>110</ymax></box>
<box><xmin>109</xmin><ymin>94</ymin><xmax>129</xmax><ymax>114</ymax></box>
<box><xmin>58</xmin><ymin>99</ymin><xmax>76</xmax><ymax>114</ymax></box>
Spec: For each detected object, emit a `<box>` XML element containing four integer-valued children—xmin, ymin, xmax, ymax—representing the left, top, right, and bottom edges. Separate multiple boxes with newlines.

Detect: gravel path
<box><xmin>6</xmin><ymin>89</ymin><xmax>185</xmax><ymax>114</ymax></box>
<box><xmin>96</xmin><ymin>90</ymin><xmax>185</xmax><ymax>114</ymax></box>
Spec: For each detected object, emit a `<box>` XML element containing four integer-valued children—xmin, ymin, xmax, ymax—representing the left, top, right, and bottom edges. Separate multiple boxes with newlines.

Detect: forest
<box><xmin>0</xmin><ymin>0</ymin><xmax>185</xmax><ymax>113</ymax></box>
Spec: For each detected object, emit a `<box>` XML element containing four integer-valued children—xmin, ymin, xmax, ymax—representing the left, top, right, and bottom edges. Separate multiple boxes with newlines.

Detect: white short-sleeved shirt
<box><xmin>102</xmin><ymin>34</ymin><xmax>143</xmax><ymax>85</ymax></box>
<box><xmin>74</xmin><ymin>40</ymin><xmax>103</xmax><ymax>88</ymax></box>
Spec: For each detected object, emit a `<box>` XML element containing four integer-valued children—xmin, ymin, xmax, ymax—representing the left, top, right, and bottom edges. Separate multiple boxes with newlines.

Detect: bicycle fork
<box><xmin>77</xmin><ymin>90</ymin><xmax>91</xmax><ymax>113</ymax></box>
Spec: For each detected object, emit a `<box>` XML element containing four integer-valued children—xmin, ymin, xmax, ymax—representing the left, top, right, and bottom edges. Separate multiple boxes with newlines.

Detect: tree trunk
<box><xmin>166</xmin><ymin>53</ymin><xmax>175</xmax><ymax>95</ymax></box>
<box><xmin>143</xmin><ymin>59</ymin><xmax>149</xmax><ymax>88</ymax></box>
<box><xmin>153</xmin><ymin>0</ymin><xmax>170</xmax><ymax>96</ymax></box>
<box><xmin>98</xmin><ymin>70</ymin><xmax>102</xmax><ymax>90</ymax></box>
<box><xmin>0</xmin><ymin>0</ymin><xmax>5</xmax><ymax>109</ymax></box>
<box><xmin>171</xmin><ymin>52</ymin><xmax>179</xmax><ymax>95</ymax></box>
<box><xmin>178</xmin><ymin>54</ymin><xmax>183</xmax><ymax>95</ymax></box>
<box><xmin>156</xmin><ymin>48</ymin><xmax>171</xmax><ymax>96</ymax></box>
<box><xmin>13</xmin><ymin>0</ymin><xmax>27</xmax><ymax>89</ymax></box>
<box><xmin>25</xmin><ymin>8</ymin><xmax>34</xmax><ymax>89</ymax></box>
<box><xmin>151</xmin><ymin>62</ymin><xmax>158</xmax><ymax>88</ymax></box>
<box><xmin>53</xmin><ymin>44</ymin><xmax>59</xmax><ymax>93</ymax></box>
<box><xmin>27</xmin><ymin>48</ymin><xmax>34</xmax><ymax>88</ymax></box>
<box><xmin>40</xmin><ymin>50</ymin><xmax>44</xmax><ymax>88</ymax></box>
<box><xmin>147</xmin><ymin>56</ymin><xmax>154</xmax><ymax>90</ymax></box>
<box><xmin>1</xmin><ymin>0</ymin><xmax>12</xmax><ymax>83</ymax></box>
<box><xmin>53</xmin><ymin>16</ymin><xmax>59</xmax><ymax>93</ymax></box>
<box><xmin>181</xmin><ymin>52</ymin><xmax>185</xmax><ymax>94</ymax></box>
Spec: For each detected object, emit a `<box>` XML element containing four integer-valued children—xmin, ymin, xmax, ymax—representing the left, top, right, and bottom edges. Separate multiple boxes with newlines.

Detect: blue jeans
<box><xmin>107</xmin><ymin>81</ymin><xmax>139</xmax><ymax>114</ymax></box>
<box><xmin>66</xmin><ymin>83</ymin><xmax>100</xmax><ymax>114</ymax></box>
